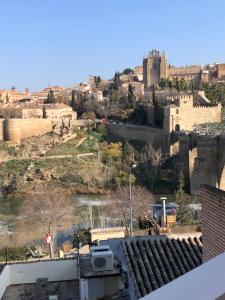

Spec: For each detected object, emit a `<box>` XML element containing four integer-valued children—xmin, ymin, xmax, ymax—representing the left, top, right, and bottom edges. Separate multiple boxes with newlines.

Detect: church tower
<box><xmin>143</xmin><ymin>49</ymin><xmax>168</xmax><ymax>89</ymax></box>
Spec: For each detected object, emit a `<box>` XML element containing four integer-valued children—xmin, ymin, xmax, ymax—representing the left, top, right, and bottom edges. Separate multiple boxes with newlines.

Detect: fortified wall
<box><xmin>163</xmin><ymin>95</ymin><xmax>221</xmax><ymax>133</ymax></box>
<box><xmin>192</xmin><ymin>104</ymin><xmax>221</xmax><ymax>125</ymax></box>
<box><xmin>106</xmin><ymin>124</ymin><xmax>170</xmax><ymax>153</ymax></box>
<box><xmin>0</xmin><ymin>119</ymin><xmax>52</xmax><ymax>143</ymax></box>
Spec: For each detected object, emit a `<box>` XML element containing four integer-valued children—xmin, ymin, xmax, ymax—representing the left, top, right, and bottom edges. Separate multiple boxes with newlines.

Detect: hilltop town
<box><xmin>1</xmin><ymin>49</ymin><xmax>225</xmax><ymax>300</ymax></box>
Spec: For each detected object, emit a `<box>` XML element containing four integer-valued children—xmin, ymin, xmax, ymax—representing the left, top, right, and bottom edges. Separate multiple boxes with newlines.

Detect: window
<box><xmin>176</xmin><ymin>109</ymin><xmax>179</xmax><ymax>114</ymax></box>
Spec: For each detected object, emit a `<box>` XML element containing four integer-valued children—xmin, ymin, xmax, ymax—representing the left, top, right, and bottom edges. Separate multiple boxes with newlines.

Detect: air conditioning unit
<box><xmin>90</xmin><ymin>245</ymin><xmax>110</xmax><ymax>254</ymax></box>
<box><xmin>90</xmin><ymin>245</ymin><xmax>114</xmax><ymax>272</ymax></box>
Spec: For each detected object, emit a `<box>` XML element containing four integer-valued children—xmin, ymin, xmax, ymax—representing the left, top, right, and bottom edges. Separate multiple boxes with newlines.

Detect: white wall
<box><xmin>0</xmin><ymin>259</ymin><xmax>78</xmax><ymax>299</ymax></box>
<box><xmin>0</xmin><ymin>266</ymin><xmax>10</xmax><ymax>299</ymax></box>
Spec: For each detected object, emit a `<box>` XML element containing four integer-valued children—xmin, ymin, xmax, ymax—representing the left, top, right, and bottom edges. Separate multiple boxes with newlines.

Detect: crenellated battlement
<box><xmin>194</xmin><ymin>103</ymin><xmax>221</xmax><ymax>109</ymax></box>
<box><xmin>179</xmin><ymin>94</ymin><xmax>193</xmax><ymax>99</ymax></box>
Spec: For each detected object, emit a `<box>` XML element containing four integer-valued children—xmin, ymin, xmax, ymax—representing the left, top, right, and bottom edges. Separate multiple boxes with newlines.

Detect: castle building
<box><xmin>163</xmin><ymin>94</ymin><xmax>221</xmax><ymax>133</ymax></box>
<box><xmin>148</xmin><ymin>93</ymin><xmax>221</xmax><ymax>133</ymax></box>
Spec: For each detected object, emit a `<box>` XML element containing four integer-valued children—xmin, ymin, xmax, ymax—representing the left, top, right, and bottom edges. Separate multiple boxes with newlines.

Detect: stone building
<box><xmin>122</xmin><ymin>81</ymin><xmax>144</xmax><ymax>97</ymax></box>
<box><xmin>143</xmin><ymin>49</ymin><xmax>225</xmax><ymax>88</ymax></box>
<box><xmin>0</xmin><ymin>88</ymin><xmax>30</xmax><ymax>103</ymax></box>
<box><xmin>163</xmin><ymin>94</ymin><xmax>221</xmax><ymax>133</ymax></box>
<box><xmin>167</xmin><ymin>65</ymin><xmax>202</xmax><ymax>84</ymax></box>
<box><xmin>21</xmin><ymin>103</ymin><xmax>76</xmax><ymax>120</ymax></box>
<box><xmin>148</xmin><ymin>93</ymin><xmax>221</xmax><ymax>133</ymax></box>
<box><xmin>134</xmin><ymin>66</ymin><xmax>143</xmax><ymax>81</ymax></box>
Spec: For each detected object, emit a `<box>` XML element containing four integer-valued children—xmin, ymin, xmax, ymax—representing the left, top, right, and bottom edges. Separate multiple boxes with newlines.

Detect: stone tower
<box><xmin>143</xmin><ymin>49</ymin><xmax>167</xmax><ymax>89</ymax></box>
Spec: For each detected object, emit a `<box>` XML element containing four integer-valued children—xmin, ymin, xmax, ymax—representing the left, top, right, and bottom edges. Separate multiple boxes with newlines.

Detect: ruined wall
<box><xmin>201</xmin><ymin>185</ymin><xmax>225</xmax><ymax>262</ymax></box>
<box><xmin>1</xmin><ymin>119</ymin><xmax>52</xmax><ymax>143</ymax></box>
<box><xmin>106</xmin><ymin>124</ymin><xmax>170</xmax><ymax>153</ymax></box>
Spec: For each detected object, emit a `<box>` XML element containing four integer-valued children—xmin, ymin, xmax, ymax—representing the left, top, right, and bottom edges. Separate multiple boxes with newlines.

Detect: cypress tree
<box><xmin>113</xmin><ymin>72</ymin><xmax>121</xmax><ymax>90</ymax></box>
<box><xmin>96</xmin><ymin>76</ymin><xmax>101</xmax><ymax>88</ymax></box>
<box><xmin>71</xmin><ymin>90</ymin><xmax>77</xmax><ymax>111</ymax></box>
<box><xmin>128</xmin><ymin>83</ymin><xmax>136</xmax><ymax>109</ymax></box>
<box><xmin>46</xmin><ymin>92</ymin><xmax>50</xmax><ymax>104</ymax></box>
<box><xmin>49</xmin><ymin>90</ymin><xmax>55</xmax><ymax>103</ymax></box>
<box><xmin>5</xmin><ymin>93</ymin><xmax>9</xmax><ymax>103</ymax></box>
<box><xmin>42</xmin><ymin>106</ymin><xmax>47</xmax><ymax>118</ymax></box>
<box><xmin>175</xmin><ymin>172</ymin><xmax>192</xmax><ymax>225</ymax></box>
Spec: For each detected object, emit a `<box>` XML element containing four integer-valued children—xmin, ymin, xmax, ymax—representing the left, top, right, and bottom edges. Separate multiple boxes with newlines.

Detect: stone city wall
<box><xmin>0</xmin><ymin>118</ymin><xmax>52</xmax><ymax>143</ymax></box>
<box><xmin>193</xmin><ymin>104</ymin><xmax>221</xmax><ymax>125</ymax></box>
<box><xmin>106</xmin><ymin>124</ymin><xmax>170</xmax><ymax>153</ymax></box>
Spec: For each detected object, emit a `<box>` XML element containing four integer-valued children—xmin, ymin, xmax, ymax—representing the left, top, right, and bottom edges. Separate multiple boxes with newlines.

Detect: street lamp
<box><xmin>129</xmin><ymin>164</ymin><xmax>136</xmax><ymax>237</ymax></box>
<box><xmin>160</xmin><ymin>196</ymin><xmax>167</xmax><ymax>228</ymax></box>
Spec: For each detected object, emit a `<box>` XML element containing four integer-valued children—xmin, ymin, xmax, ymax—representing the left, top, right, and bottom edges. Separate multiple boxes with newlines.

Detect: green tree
<box><xmin>175</xmin><ymin>77</ymin><xmax>180</xmax><ymax>91</ymax></box>
<box><xmin>122</xmin><ymin>68</ymin><xmax>134</xmax><ymax>75</ymax></box>
<box><xmin>46</xmin><ymin>90</ymin><xmax>56</xmax><ymax>104</ymax></box>
<box><xmin>179</xmin><ymin>78</ymin><xmax>187</xmax><ymax>90</ymax></box>
<box><xmin>113</xmin><ymin>72</ymin><xmax>121</xmax><ymax>90</ymax></box>
<box><xmin>204</xmin><ymin>83</ymin><xmax>225</xmax><ymax>106</ymax></box>
<box><xmin>128</xmin><ymin>83</ymin><xmax>136</xmax><ymax>109</ymax></box>
<box><xmin>159</xmin><ymin>78</ymin><xmax>167</xmax><ymax>89</ymax></box>
<box><xmin>42</xmin><ymin>106</ymin><xmax>47</xmax><ymax>118</ymax></box>
<box><xmin>96</xmin><ymin>76</ymin><xmax>101</xmax><ymax>88</ymax></box>
<box><xmin>175</xmin><ymin>172</ymin><xmax>192</xmax><ymax>225</ymax></box>
<box><xmin>122</xmin><ymin>140</ymin><xmax>136</xmax><ymax>166</ymax></box>
<box><xmin>71</xmin><ymin>90</ymin><xmax>77</xmax><ymax>111</ymax></box>
<box><xmin>111</xmin><ymin>89</ymin><xmax>119</xmax><ymax>104</ymax></box>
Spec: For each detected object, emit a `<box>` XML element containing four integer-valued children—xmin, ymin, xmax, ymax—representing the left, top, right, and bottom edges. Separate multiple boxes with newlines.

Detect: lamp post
<box><xmin>129</xmin><ymin>164</ymin><xmax>136</xmax><ymax>236</ymax></box>
<box><xmin>160</xmin><ymin>196</ymin><xmax>167</xmax><ymax>228</ymax></box>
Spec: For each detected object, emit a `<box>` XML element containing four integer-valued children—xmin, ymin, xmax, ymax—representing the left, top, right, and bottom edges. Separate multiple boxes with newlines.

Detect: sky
<box><xmin>0</xmin><ymin>0</ymin><xmax>225</xmax><ymax>91</ymax></box>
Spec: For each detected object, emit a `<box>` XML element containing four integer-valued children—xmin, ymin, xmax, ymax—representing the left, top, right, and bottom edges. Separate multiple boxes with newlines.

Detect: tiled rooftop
<box><xmin>122</xmin><ymin>236</ymin><xmax>202</xmax><ymax>299</ymax></box>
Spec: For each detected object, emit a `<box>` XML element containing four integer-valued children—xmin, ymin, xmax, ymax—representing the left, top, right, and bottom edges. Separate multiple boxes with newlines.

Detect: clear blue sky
<box><xmin>0</xmin><ymin>0</ymin><xmax>225</xmax><ymax>91</ymax></box>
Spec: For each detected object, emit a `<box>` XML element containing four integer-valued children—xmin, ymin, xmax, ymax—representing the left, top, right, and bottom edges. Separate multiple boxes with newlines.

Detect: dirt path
<box><xmin>75</xmin><ymin>137</ymin><xmax>87</xmax><ymax>148</ymax></box>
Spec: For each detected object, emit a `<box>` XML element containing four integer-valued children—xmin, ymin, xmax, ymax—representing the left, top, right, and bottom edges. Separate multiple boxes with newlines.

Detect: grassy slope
<box><xmin>0</xmin><ymin>130</ymin><xmax>104</xmax><ymax>193</ymax></box>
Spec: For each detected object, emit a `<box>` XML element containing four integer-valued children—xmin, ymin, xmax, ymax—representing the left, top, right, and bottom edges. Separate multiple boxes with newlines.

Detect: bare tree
<box><xmin>79</xmin><ymin>204</ymin><xmax>94</xmax><ymax>229</ymax></box>
<box><xmin>103</xmin><ymin>186</ymin><xmax>154</xmax><ymax>232</ymax></box>
<box><xmin>18</xmin><ymin>186</ymin><xmax>75</xmax><ymax>258</ymax></box>
<box><xmin>139</xmin><ymin>144</ymin><xmax>169</xmax><ymax>189</ymax></box>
